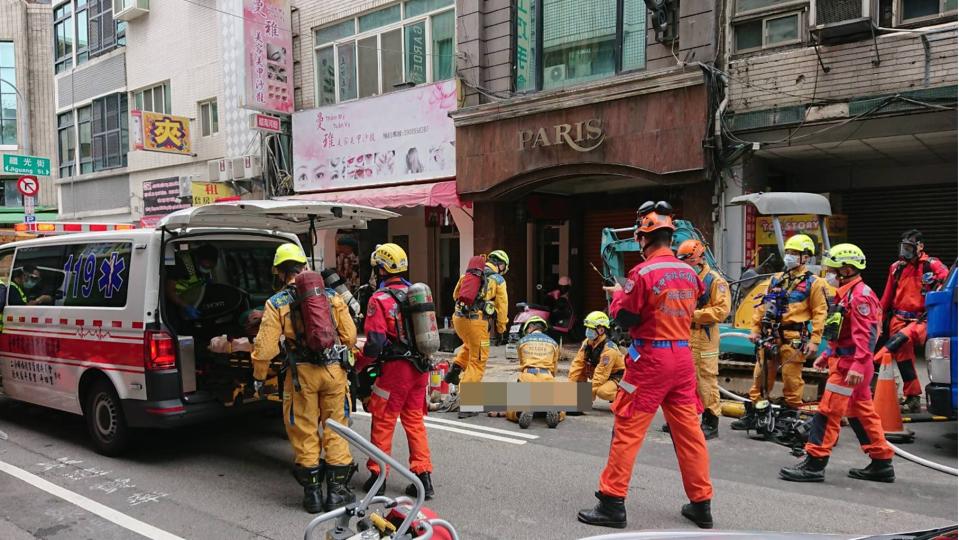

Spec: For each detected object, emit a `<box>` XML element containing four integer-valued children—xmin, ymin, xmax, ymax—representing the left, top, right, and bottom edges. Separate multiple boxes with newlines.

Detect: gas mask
<box><xmin>585</xmin><ymin>328</ymin><xmax>599</xmax><ymax>341</ymax></box>
<box><xmin>783</xmin><ymin>254</ymin><xmax>801</xmax><ymax>271</ymax></box>
<box><xmin>824</xmin><ymin>271</ymin><xmax>840</xmax><ymax>288</ymax></box>
<box><xmin>899</xmin><ymin>243</ymin><xmax>917</xmax><ymax>261</ymax></box>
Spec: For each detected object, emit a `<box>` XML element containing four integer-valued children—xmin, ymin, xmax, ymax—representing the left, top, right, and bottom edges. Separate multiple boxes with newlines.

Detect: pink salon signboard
<box><xmin>292</xmin><ymin>80</ymin><xmax>457</xmax><ymax>193</ymax></box>
<box><xmin>244</xmin><ymin>0</ymin><xmax>293</xmax><ymax>115</ymax></box>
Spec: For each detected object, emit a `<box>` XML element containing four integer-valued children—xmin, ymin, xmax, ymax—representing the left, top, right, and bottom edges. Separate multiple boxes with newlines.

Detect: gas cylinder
<box><xmin>386</xmin><ymin>504</ymin><xmax>453</xmax><ymax>540</ymax></box>
<box><xmin>430</xmin><ymin>359</ymin><xmax>450</xmax><ymax>397</ymax></box>
<box><xmin>406</xmin><ymin>283</ymin><xmax>440</xmax><ymax>358</ymax></box>
<box><xmin>321</xmin><ymin>268</ymin><xmax>361</xmax><ymax>318</ymax></box>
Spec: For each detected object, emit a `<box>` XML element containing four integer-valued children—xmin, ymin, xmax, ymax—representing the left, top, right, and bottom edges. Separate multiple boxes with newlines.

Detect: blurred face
<box><xmin>24</xmin><ymin>270</ymin><xmax>41</xmax><ymax>289</ymax></box>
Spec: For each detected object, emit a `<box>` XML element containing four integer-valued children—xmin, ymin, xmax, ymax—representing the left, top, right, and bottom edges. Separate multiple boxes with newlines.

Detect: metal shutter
<box><xmin>842</xmin><ymin>183</ymin><xmax>957</xmax><ymax>293</ymax></box>
<box><xmin>582</xmin><ymin>208</ymin><xmax>643</xmax><ymax>314</ymax></box>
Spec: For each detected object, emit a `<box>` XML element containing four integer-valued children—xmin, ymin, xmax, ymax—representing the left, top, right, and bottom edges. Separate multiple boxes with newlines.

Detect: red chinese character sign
<box><xmin>292</xmin><ymin>80</ymin><xmax>457</xmax><ymax>193</ymax></box>
<box><xmin>243</xmin><ymin>0</ymin><xmax>293</xmax><ymax>115</ymax></box>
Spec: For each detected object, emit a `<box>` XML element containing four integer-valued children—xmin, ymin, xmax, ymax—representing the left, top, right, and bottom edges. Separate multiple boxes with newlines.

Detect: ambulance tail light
<box><xmin>145</xmin><ymin>330</ymin><xmax>177</xmax><ymax>371</ymax></box>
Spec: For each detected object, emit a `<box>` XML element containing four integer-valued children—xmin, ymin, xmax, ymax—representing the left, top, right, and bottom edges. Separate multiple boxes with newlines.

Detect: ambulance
<box><xmin>0</xmin><ymin>201</ymin><xmax>395</xmax><ymax>455</ymax></box>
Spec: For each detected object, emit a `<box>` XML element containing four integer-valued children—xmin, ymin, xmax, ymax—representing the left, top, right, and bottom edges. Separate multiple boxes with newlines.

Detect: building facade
<box><xmin>451</xmin><ymin>0</ymin><xmax>723</xmax><ymax>315</ymax></box>
<box><xmin>53</xmin><ymin>0</ymin><xmax>276</xmax><ymax>227</ymax></box>
<box><xmin>0</xmin><ymin>0</ymin><xmax>57</xmax><ymax>240</ymax></box>
<box><xmin>290</xmin><ymin>0</ymin><xmax>471</xmax><ymax>321</ymax></box>
<box><xmin>719</xmin><ymin>0</ymin><xmax>957</xmax><ymax>289</ymax></box>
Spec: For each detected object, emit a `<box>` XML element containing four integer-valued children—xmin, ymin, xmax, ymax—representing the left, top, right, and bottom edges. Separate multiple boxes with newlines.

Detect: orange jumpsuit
<box><xmin>357</xmin><ymin>277</ymin><xmax>432</xmax><ymax>477</ymax></box>
<box><xmin>451</xmin><ymin>262</ymin><xmax>508</xmax><ymax>383</ymax></box>
<box><xmin>879</xmin><ymin>254</ymin><xmax>949</xmax><ymax>397</ymax></box>
<box><xmin>748</xmin><ymin>266</ymin><xmax>829</xmax><ymax>408</ymax></box>
<box><xmin>599</xmin><ymin>247</ymin><xmax>712</xmax><ymax>503</ymax></box>
<box><xmin>568</xmin><ymin>336</ymin><xmax>626</xmax><ymax>402</ymax></box>
<box><xmin>806</xmin><ymin>277</ymin><xmax>893</xmax><ymax>461</ymax></box>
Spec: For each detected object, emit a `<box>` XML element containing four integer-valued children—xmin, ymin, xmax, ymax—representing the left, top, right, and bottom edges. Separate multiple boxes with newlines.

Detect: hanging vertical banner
<box><xmin>515</xmin><ymin>0</ymin><xmax>535</xmax><ymax>92</ymax></box>
<box><xmin>243</xmin><ymin>0</ymin><xmax>294</xmax><ymax>115</ymax></box>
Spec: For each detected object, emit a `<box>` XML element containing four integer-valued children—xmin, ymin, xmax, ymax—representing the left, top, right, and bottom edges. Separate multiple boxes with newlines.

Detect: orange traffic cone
<box><xmin>873</xmin><ymin>348</ymin><xmax>916</xmax><ymax>443</ymax></box>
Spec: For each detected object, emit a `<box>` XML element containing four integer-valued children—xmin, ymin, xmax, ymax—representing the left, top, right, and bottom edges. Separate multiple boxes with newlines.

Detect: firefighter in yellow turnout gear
<box><xmin>678</xmin><ymin>240</ymin><xmax>731</xmax><ymax>439</ymax></box>
<box><xmin>446</xmin><ymin>250</ymin><xmax>509</xmax><ymax>418</ymax></box>
<box><xmin>569</xmin><ymin>311</ymin><xmax>626</xmax><ymax>403</ymax></box>
<box><xmin>505</xmin><ymin>316</ymin><xmax>566</xmax><ymax>429</ymax></box>
<box><xmin>734</xmin><ymin>234</ymin><xmax>829</xmax><ymax>430</ymax></box>
<box><xmin>251</xmin><ymin>243</ymin><xmax>358</xmax><ymax>514</ymax></box>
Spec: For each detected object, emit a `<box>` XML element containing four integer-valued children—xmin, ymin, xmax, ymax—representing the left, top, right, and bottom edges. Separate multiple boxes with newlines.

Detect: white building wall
<box><xmin>123</xmin><ymin>1</ymin><xmax>229</xmax><ymax>219</ymax></box>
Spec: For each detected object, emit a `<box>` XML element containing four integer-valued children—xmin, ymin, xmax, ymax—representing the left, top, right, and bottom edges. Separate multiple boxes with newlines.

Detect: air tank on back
<box><xmin>321</xmin><ymin>268</ymin><xmax>361</xmax><ymax>318</ymax></box>
<box><xmin>406</xmin><ymin>282</ymin><xmax>440</xmax><ymax>358</ymax></box>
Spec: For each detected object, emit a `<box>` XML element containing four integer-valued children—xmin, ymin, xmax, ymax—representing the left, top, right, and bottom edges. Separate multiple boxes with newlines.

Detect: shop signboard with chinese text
<box><xmin>515</xmin><ymin>0</ymin><xmax>535</xmax><ymax>92</ymax></box>
<box><xmin>244</xmin><ymin>0</ymin><xmax>294</xmax><ymax>115</ymax></box>
<box><xmin>191</xmin><ymin>182</ymin><xmax>237</xmax><ymax>206</ymax></box>
<box><xmin>132</xmin><ymin>110</ymin><xmax>193</xmax><ymax>155</ymax></box>
<box><xmin>292</xmin><ymin>80</ymin><xmax>456</xmax><ymax>193</ymax></box>
<box><xmin>141</xmin><ymin>178</ymin><xmax>192</xmax><ymax>227</ymax></box>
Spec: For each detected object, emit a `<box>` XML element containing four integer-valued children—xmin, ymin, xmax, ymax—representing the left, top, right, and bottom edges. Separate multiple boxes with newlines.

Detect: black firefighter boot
<box><xmin>701</xmin><ymin>411</ymin><xmax>720</xmax><ymax>440</ymax></box>
<box><xmin>848</xmin><ymin>459</ymin><xmax>895</xmax><ymax>483</ymax></box>
<box><xmin>404</xmin><ymin>471</ymin><xmax>435</xmax><ymax>500</ymax></box>
<box><xmin>730</xmin><ymin>402</ymin><xmax>758</xmax><ymax>431</ymax></box>
<box><xmin>324</xmin><ymin>464</ymin><xmax>357</xmax><ymax>511</ymax></box>
<box><xmin>363</xmin><ymin>471</ymin><xmax>386</xmax><ymax>496</ymax></box>
<box><xmin>577</xmin><ymin>491</ymin><xmax>627</xmax><ymax>529</ymax></box>
<box><xmin>443</xmin><ymin>363</ymin><xmax>463</xmax><ymax>385</ymax></box>
<box><xmin>292</xmin><ymin>465</ymin><xmax>324</xmax><ymax>514</ymax></box>
<box><xmin>779</xmin><ymin>455</ymin><xmax>828</xmax><ymax>482</ymax></box>
<box><xmin>681</xmin><ymin>500</ymin><xmax>714</xmax><ymax>529</ymax></box>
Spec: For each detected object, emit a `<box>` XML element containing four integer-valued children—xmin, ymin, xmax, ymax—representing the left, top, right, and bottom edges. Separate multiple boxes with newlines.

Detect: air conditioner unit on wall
<box><xmin>113</xmin><ymin>0</ymin><xmax>149</xmax><ymax>21</ymax></box>
<box><xmin>231</xmin><ymin>156</ymin><xmax>262</xmax><ymax>180</ymax></box>
<box><xmin>207</xmin><ymin>159</ymin><xmax>233</xmax><ymax>182</ymax></box>
<box><xmin>546</xmin><ymin>64</ymin><xmax>567</xmax><ymax>85</ymax></box>
<box><xmin>810</xmin><ymin>0</ymin><xmax>878</xmax><ymax>43</ymax></box>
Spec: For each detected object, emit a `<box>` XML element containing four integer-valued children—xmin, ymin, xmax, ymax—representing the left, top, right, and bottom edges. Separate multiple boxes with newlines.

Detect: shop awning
<box><xmin>287</xmin><ymin>180</ymin><xmax>468</xmax><ymax>209</ymax></box>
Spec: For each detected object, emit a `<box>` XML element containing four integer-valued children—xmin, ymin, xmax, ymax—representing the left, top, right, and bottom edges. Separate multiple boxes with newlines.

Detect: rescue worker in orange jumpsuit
<box><xmin>732</xmin><ymin>234</ymin><xmax>829</xmax><ymax>430</ymax></box>
<box><xmin>251</xmin><ymin>244</ymin><xmax>357</xmax><ymax>514</ymax></box>
<box><xmin>880</xmin><ymin>229</ymin><xmax>948</xmax><ymax>413</ymax></box>
<box><xmin>568</xmin><ymin>311</ymin><xmax>626</xmax><ymax>404</ymax></box>
<box><xmin>781</xmin><ymin>244</ymin><xmax>895</xmax><ymax>483</ymax></box>
<box><xmin>356</xmin><ymin>243</ymin><xmax>435</xmax><ymax>500</ymax></box>
<box><xmin>505</xmin><ymin>316</ymin><xmax>565</xmax><ymax>428</ymax></box>
<box><xmin>445</xmin><ymin>250</ymin><xmax>509</xmax><ymax>418</ymax></box>
<box><xmin>666</xmin><ymin>240</ymin><xmax>731</xmax><ymax>440</ymax></box>
<box><xmin>578</xmin><ymin>201</ymin><xmax>713</xmax><ymax>530</ymax></box>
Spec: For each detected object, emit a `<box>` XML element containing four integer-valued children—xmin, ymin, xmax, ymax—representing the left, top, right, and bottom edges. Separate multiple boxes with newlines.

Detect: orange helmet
<box><xmin>677</xmin><ymin>239</ymin><xmax>706</xmax><ymax>265</ymax></box>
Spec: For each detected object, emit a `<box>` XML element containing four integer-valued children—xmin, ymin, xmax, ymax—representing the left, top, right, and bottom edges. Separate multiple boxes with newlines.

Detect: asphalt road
<box><xmin>0</xmin><ymin>395</ymin><xmax>956</xmax><ymax>540</ymax></box>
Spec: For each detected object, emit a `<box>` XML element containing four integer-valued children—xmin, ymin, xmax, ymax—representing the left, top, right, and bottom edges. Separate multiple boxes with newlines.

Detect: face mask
<box><xmin>824</xmin><ymin>271</ymin><xmax>840</xmax><ymax>288</ymax></box>
<box><xmin>899</xmin><ymin>245</ymin><xmax>916</xmax><ymax>260</ymax></box>
<box><xmin>24</xmin><ymin>278</ymin><xmax>39</xmax><ymax>289</ymax></box>
<box><xmin>783</xmin><ymin>254</ymin><xmax>800</xmax><ymax>270</ymax></box>
<box><xmin>585</xmin><ymin>328</ymin><xmax>599</xmax><ymax>341</ymax></box>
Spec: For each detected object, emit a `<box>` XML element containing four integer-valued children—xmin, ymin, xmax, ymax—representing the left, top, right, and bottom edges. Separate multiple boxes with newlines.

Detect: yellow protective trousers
<box><xmin>505</xmin><ymin>370</ymin><xmax>566</xmax><ymax>423</ymax></box>
<box><xmin>452</xmin><ymin>314</ymin><xmax>491</xmax><ymax>383</ymax></box>
<box><xmin>284</xmin><ymin>363</ymin><xmax>353</xmax><ymax>468</ymax></box>
<box><xmin>747</xmin><ymin>343</ymin><xmax>805</xmax><ymax>408</ymax></box>
<box><xmin>691</xmin><ymin>326</ymin><xmax>721</xmax><ymax>416</ymax></box>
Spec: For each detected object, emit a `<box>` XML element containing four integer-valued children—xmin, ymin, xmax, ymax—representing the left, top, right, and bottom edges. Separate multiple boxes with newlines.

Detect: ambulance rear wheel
<box><xmin>84</xmin><ymin>379</ymin><xmax>131</xmax><ymax>456</ymax></box>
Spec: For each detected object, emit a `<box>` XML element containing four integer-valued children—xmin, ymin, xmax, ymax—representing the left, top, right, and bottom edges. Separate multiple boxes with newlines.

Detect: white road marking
<box><xmin>350</xmin><ymin>411</ymin><xmax>528</xmax><ymax>445</ymax></box>
<box><xmin>419</xmin><ymin>414</ymin><xmax>539</xmax><ymax>440</ymax></box>
<box><xmin>0</xmin><ymin>459</ymin><xmax>184</xmax><ymax>540</ymax></box>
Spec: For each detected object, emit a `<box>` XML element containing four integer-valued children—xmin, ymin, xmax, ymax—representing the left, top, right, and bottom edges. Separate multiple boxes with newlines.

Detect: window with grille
<box><xmin>313</xmin><ymin>0</ymin><xmax>454</xmax><ymax>105</ymax></box>
<box><xmin>91</xmin><ymin>93</ymin><xmax>128</xmax><ymax>171</ymax></box>
<box><xmin>514</xmin><ymin>0</ymin><xmax>648</xmax><ymax>93</ymax></box>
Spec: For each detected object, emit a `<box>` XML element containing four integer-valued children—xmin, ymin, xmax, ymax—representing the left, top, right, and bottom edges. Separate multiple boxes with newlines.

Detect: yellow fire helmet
<box><xmin>522</xmin><ymin>315</ymin><xmax>549</xmax><ymax>335</ymax></box>
<box><xmin>583</xmin><ymin>311</ymin><xmax>611</xmax><ymax>329</ymax></box>
<box><xmin>273</xmin><ymin>243</ymin><xmax>308</xmax><ymax>267</ymax></box>
<box><xmin>824</xmin><ymin>243</ymin><xmax>866</xmax><ymax>270</ymax></box>
<box><xmin>371</xmin><ymin>243</ymin><xmax>409</xmax><ymax>274</ymax></box>
<box><xmin>784</xmin><ymin>234</ymin><xmax>816</xmax><ymax>255</ymax></box>
<box><xmin>488</xmin><ymin>249</ymin><xmax>510</xmax><ymax>274</ymax></box>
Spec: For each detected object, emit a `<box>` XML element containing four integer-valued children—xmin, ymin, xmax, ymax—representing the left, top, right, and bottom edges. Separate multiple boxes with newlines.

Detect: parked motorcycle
<box><xmin>504</xmin><ymin>279</ymin><xmax>577</xmax><ymax>359</ymax></box>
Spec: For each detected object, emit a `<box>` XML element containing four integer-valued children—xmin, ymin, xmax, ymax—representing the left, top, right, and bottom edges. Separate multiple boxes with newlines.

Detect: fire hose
<box><xmin>717</xmin><ymin>332</ymin><xmax>958</xmax><ymax>477</ymax></box>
